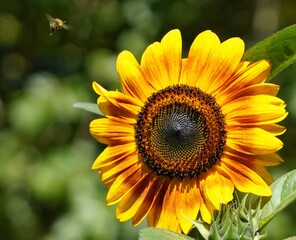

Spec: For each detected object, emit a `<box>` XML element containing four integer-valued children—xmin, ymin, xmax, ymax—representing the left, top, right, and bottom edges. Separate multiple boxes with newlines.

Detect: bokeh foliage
<box><xmin>0</xmin><ymin>0</ymin><xmax>295</xmax><ymax>239</ymax></box>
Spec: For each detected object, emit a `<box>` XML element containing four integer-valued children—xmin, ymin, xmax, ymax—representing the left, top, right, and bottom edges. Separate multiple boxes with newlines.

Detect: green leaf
<box><xmin>73</xmin><ymin>102</ymin><xmax>104</xmax><ymax>116</ymax></box>
<box><xmin>259</xmin><ymin>169</ymin><xmax>296</xmax><ymax>230</ymax></box>
<box><xmin>282</xmin><ymin>237</ymin><xmax>296</xmax><ymax>240</ymax></box>
<box><xmin>138</xmin><ymin>227</ymin><xmax>194</xmax><ymax>240</ymax></box>
<box><xmin>243</xmin><ymin>24</ymin><xmax>296</xmax><ymax>80</ymax></box>
<box><xmin>185</xmin><ymin>218</ymin><xmax>209</xmax><ymax>240</ymax></box>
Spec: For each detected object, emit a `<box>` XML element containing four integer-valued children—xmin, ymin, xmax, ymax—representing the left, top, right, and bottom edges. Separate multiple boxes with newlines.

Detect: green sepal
<box><xmin>243</xmin><ymin>24</ymin><xmax>296</xmax><ymax>81</ymax></box>
<box><xmin>207</xmin><ymin>196</ymin><xmax>267</xmax><ymax>240</ymax></box>
<box><xmin>138</xmin><ymin>227</ymin><xmax>194</xmax><ymax>240</ymax></box>
<box><xmin>73</xmin><ymin>102</ymin><xmax>104</xmax><ymax>116</ymax></box>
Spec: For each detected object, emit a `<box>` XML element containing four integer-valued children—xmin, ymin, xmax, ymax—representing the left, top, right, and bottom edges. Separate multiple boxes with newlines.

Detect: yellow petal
<box><xmin>147</xmin><ymin>181</ymin><xmax>167</xmax><ymax>227</ymax></box>
<box><xmin>181</xmin><ymin>31</ymin><xmax>244</xmax><ymax>94</ymax></box>
<box><xmin>160</xmin><ymin>29</ymin><xmax>182</xmax><ymax>85</ymax></box>
<box><xmin>215</xmin><ymin>60</ymin><xmax>270</xmax><ymax>99</ymax></box>
<box><xmin>141</xmin><ymin>30</ymin><xmax>182</xmax><ymax>89</ymax></box>
<box><xmin>92</xmin><ymin>142</ymin><xmax>137</xmax><ymax>169</ymax></box>
<box><xmin>117</xmin><ymin>51</ymin><xmax>153</xmax><ymax>102</ymax></box>
<box><xmin>156</xmin><ymin>179</ymin><xmax>181</xmax><ymax>232</ymax></box>
<box><xmin>206</xmin><ymin>37</ymin><xmax>245</xmax><ymax>94</ymax></box>
<box><xmin>218</xmin><ymin>158</ymin><xmax>272</xmax><ymax>196</ymax></box>
<box><xmin>116</xmin><ymin>174</ymin><xmax>162</xmax><ymax>226</ymax></box>
<box><xmin>247</xmin><ymin>164</ymin><xmax>274</xmax><ymax>185</ymax></box>
<box><xmin>223</xmin><ymin>95</ymin><xmax>285</xmax><ymax>114</ymax></box>
<box><xmin>227</xmin><ymin>127</ymin><xmax>283</xmax><ymax>155</ymax></box>
<box><xmin>224</xmin><ymin>148</ymin><xmax>284</xmax><ymax>166</ymax></box>
<box><xmin>106</xmin><ymin>163</ymin><xmax>144</xmax><ymax>204</ymax></box>
<box><xmin>203</xmin><ymin>169</ymin><xmax>234</xmax><ymax>210</ymax></box>
<box><xmin>226</xmin><ymin>109</ymin><xmax>287</xmax><ymax>127</ymax></box>
<box><xmin>223</xmin><ymin>150</ymin><xmax>274</xmax><ymax>185</ymax></box>
<box><xmin>93</xmin><ymin>82</ymin><xmax>141</xmax><ymax>118</ymax></box>
<box><xmin>199</xmin><ymin>202</ymin><xmax>213</xmax><ymax>224</ymax></box>
<box><xmin>260</xmin><ymin>124</ymin><xmax>286</xmax><ymax>136</ymax></box>
<box><xmin>101</xmin><ymin>152</ymin><xmax>139</xmax><ymax>183</ymax></box>
<box><xmin>234</xmin><ymin>60</ymin><xmax>251</xmax><ymax>75</ymax></box>
<box><xmin>131</xmin><ymin>178</ymin><xmax>166</xmax><ymax>226</ymax></box>
<box><xmin>116</xmin><ymin>173</ymin><xmax>153</xmax><ymax>221</ymax></box>
<box><xmin>217</xmin><ymin>83</ymin><xmax>280</xmax><ymax>106</ymax></box>
<box><xmin>224</xmin><ymin>95</ymin><xmax>287</xmax><ymax>125</ymax></box>
<box><xmin>176</xmin><ymin>179</ymin><xmax>202</xmax><ymax>234</ymax></box>
<box><xmin>92</xmin><ymin>81</ymin><xmax>108</xmax><ymax>95</ymax></box>
<box><xmin>90</xmin><ymin>118</ymin><xmax>134</xmax><ymax>145</ymax></box>
<box><xmin>198</xmin><ymin>177</ymin><xmax>215</xmax><ymax>224</ymax></box>
<box><xmin>180</xmin><ymin>30</ymin><xmax>220</xmax><ymax>87</ymax></box>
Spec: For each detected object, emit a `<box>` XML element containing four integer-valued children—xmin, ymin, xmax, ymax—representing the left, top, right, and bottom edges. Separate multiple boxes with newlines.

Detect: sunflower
<box><xmin>90</xmin><ymin>29</ymin><xmax>287</xmax><ymax>234</ymax></box>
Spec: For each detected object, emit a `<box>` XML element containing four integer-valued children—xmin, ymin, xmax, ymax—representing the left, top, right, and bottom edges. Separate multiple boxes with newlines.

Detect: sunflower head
<box><xmin>135</xmin><ymin>84</ymin><xmax>226</xmax><ymax>179</ymax></box>
<box><xmin>90</xmin><ymin>29</ymin><xmax>287</xmax><ymax>234</ymax></box>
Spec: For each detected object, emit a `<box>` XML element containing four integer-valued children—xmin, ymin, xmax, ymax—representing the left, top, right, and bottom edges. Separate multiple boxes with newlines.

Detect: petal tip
<box><xmin>92</xmin><ymin>82</ymin><xmax>107</xmax><ymax>96</ymax></box>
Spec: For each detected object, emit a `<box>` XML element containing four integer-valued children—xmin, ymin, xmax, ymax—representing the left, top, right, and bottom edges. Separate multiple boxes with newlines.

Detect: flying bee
<box><xmin>46</xmin><ymin>14</ymin><xmax>70</xmax><ymax>35</ymax></box>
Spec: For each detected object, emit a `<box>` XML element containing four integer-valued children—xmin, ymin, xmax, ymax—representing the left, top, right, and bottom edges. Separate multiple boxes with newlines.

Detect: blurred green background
<box><xmin>0</xmin><ymin>0</ymin><xmax>295</xmax><ymax>239</ymax></box>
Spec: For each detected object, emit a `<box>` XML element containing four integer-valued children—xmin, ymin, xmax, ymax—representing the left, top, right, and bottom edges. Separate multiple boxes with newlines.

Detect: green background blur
<box><xmin>0</xmin><ymin>0</ymin><xmax>295</xmax><ymax>239</ymax></box>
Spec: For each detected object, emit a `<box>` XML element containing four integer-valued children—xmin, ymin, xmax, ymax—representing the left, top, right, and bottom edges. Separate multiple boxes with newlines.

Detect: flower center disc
<box><xmin>135</xmin><ymin>85</ymin><xmax>226</xmax><ymax>179</ymax></box>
